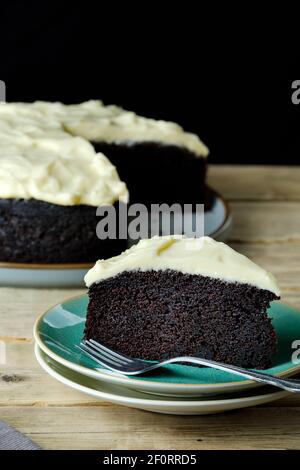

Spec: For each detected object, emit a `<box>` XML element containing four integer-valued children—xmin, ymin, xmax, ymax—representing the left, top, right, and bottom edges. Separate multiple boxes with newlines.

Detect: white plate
<box><xmin>0</xmin><ymin>262</ymin><xmax>91</xmax><ymax>288</ymax></box>
<box><xmin>204</xmin><ymin>190</ymin><xmax>232</xmax><ymax>241</ymax></box>
<box><xmin>35</xmin><ymin>344</ymin><xmax>289</xmax><ymax>415</ymax></box>
<box><xmin>0</xmin><ymin>191</ymin><xmax>231</xmax><ymax>287</ymax></box>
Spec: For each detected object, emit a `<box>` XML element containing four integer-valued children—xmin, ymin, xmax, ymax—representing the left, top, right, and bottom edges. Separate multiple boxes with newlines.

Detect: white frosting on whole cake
<box><xmin>29</xmin><ymin>100</ymin><xmax>209</xmax><ymax>158</ymax></box>
<box><xmin>0</xmin><ymin>100</ymin><xmax>208</xmax><ymax>205</ymax></box>
<box><xmin>0</xmin><ymin>102</ymin><xmax>63</xmax><ymax>137</ymax></box>
<box><xmin>0</xmin><ymin>108</ymin><xmax>128</xmax><ymax>206</ymax></box>
<box><xmin>84</xmin><ymin>236</ymin><xmax>280</xmax><ymax>296</ymax></box>
<box><xmin>63</xmin><ymin>102</ymin><xmax>209</xmax><ymax>157</ymax></box>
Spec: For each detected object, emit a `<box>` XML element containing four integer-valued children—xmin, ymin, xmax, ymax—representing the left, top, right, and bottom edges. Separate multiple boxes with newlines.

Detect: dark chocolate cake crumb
<box><xmin>0</xmin><ymin>198</ymin><xmax>126</xmax><ymax>263</ymax></box>
<box><xmin>92</xmin><ymin>141</ymin><xmax>211</xmax><ymax>208</ymax></box>
<box><xmin>84</xmin><ymin>270</ymin><xmax>279</xmax><ymax>369</ymax></box>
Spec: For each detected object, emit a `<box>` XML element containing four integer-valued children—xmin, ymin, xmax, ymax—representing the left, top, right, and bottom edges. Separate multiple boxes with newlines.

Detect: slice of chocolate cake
<box><xmin>84</xmin><ymin>236</ymin><xmax>280</xmax><ymax>369</ymax></box>
<box><xmin>0</xmin><ymin>110</ymin><xmax>128</xmax><ymax>263</ymax></box>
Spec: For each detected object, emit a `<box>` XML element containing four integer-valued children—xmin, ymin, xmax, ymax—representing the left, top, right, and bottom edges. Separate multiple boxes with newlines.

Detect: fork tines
<box><xmin>77</xmin><ymin>339</ymin><xmax>133</xmax><ymax>371</ymax></box>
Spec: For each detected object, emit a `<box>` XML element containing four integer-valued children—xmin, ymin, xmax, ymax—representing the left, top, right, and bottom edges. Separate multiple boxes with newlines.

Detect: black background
<box><xmin>1</xmin><ymin>3</ymin><xmax>299</xmax><ymax>165</ymax></box>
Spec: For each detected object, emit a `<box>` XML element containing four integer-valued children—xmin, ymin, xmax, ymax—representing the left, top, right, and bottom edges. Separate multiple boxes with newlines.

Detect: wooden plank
<box><xmin>0</xmin><ymin>287</ymin><xmax>85</xmax><ymax>339</ymax></box>
<box><xmin>0</xmin><ymin>341</ymin><xmax>100</xmax><ymax>405</ymax></box>
<box><xmin>0</xmin><ymin>369</ymin><xmax>102</xmax><ymax>406</ymax></box>
<box><xmin>229</xmin><ymin>202</ymin><xmax>300</xmax><ymax>243</ymax></box>
<box><xmin>208</xmin><ymin>165</ymin><xmax>300</xmax><ymax>202</ymax></box>
<box><xmin>1</xmin><ymin>406</ymin><xmax>300</xmax><ymax>450</ymax></box>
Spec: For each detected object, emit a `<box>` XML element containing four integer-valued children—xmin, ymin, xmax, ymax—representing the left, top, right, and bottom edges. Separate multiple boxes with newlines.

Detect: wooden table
<box><xmin>1</xmin><ymin>165</ymin><xmax>300</xmax><ymax>450</ymax></box>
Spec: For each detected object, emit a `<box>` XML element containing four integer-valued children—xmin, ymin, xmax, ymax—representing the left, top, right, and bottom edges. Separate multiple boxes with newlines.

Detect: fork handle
<box><xmin>160</xmin><ymin>356</ymin><xmax>300</xmax><ymax>393</ymax></box>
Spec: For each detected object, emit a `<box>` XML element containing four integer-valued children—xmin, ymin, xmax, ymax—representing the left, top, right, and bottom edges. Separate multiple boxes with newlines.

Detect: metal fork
<box><xmin>77</xmin><ymin>339</ymin><xmax>300</xmax><ymax>393</ymax></box>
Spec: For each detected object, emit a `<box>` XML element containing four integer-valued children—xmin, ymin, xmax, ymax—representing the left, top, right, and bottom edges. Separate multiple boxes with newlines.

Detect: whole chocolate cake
<box><xmin>84</xmin><ymin>236</ymin><xmax>281</xmax><ymax>369</ymax></box>
<box><xmin>25</xmin><ymin>100</ymin><xmax>210</xmax><ymax>206</ymax></box>
<box><xmin>0</xmin><ymin>100</ymin><xmax>211</xmax><ymax>263</ymax></box>
<box><xmin>0</xmin><ymin>108</ymin><xmax>128</xmax><ymax>263</ymax></box>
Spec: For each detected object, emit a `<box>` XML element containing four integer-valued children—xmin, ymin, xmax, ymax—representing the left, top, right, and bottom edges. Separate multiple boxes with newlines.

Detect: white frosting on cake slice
<box><xmin>84</xmin><ymin>236</ymin><xmax>280</xmax><ymax>296</ymax></box>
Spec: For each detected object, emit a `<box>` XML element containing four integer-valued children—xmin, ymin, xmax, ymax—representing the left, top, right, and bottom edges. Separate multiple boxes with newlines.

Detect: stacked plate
<box><xmin>33</xmin><ymin>295</ymin><xmax>300</xmax><ymax>415</ymax></box>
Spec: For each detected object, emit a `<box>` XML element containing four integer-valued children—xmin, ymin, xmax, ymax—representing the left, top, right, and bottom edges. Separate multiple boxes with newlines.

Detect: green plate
<box><xmin>34</xmin><ymin>295</ymin><xmax>300</xmax><ymax>397</ymax></box>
